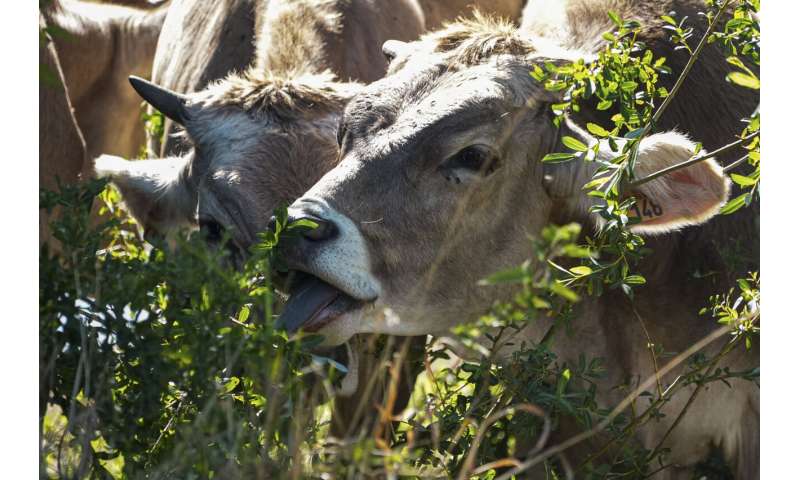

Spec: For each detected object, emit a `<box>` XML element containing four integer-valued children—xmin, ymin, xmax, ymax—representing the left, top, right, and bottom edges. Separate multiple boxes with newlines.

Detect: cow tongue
<box><xmin>278</xmin><ymin>273</ymin><xmax>357</xmax><ymax>333</ymax></box>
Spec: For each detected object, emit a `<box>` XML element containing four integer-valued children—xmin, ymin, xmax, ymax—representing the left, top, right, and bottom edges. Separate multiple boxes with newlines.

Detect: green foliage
<box><xmin>139</xmin><ymin>108</ymin><xmax>165</xmax><ymax>158</ymax></box>
<box><xmin>40</xmin><ymin>183</ymin><xmax>757</xmax><ymax>478</ymax></box>
<box><xmin>39</xmin><ymin>1</ymin><xmax>760</xmax><ymax>478</ymax></box>
<box><xmin>40</xmin><ymin>181</ymin><xmax>341</xmax><ymax>478</ymax></box>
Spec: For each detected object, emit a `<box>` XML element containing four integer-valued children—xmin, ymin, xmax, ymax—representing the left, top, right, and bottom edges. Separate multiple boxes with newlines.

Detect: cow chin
<box><xmin>312</xmin><ymin>306</ymin><xmax>369</xmax><ymax>347</ymax></box>
<box><xmin>313</xmin><ymin>302</ymin><xmax>442</xmax><ymax>347</ymax></box>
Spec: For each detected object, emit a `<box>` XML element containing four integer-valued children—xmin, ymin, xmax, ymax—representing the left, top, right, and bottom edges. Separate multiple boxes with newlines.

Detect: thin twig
<box><xmin>631</xmin><ymin>303</ymin><xmax>663</xmax><ymax>397</ymax></box>
<box><xmin>343</xmin><ymin>334</ymin><xmax>398</xmax><ymax>438</ymax></box>
<box><xmin>647</xmin><ymin>325</ymin><xmax>747</xmax><ymax>458</ymax></box>
<box><xmin>457</xmin><ymin>403</ymin><xmax>550</xmax><ymax>480</ymax></box>
<box><xmin>630</xmin><ymin>130</ymin><xmax>758</xmax><ymax>187</ymax></box>
<box><xmin>723</xmin><ymin>153</ymin><xmax>752</xmax><ymax>173</ymax></box>
<box><xmin>643</xmin><ymin>0</ymin><xmax>733</xmax><ymax>137</ymax></box>
<box><xmin>495</xmin><ymin>325</ymin><xmax>729</xmax><ymax>480</ymax></box>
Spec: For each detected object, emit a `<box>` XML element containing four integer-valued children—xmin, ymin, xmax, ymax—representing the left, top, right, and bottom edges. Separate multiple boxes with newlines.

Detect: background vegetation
<box><xmin>39</xmin><ymin>1</ymin><xmax>759</xmax><ymax>478</ymax></box>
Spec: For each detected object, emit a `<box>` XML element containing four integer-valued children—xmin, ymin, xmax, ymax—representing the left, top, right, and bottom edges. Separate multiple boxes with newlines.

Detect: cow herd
<box><xmin>40</xmin><ymin>1</ymin><xmax>758</xmax><ymax>478</ymax></box>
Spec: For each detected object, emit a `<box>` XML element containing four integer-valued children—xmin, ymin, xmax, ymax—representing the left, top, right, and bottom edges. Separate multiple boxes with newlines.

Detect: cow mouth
<box><xmin>277</xmin><ymin>271</ymin><xmax>364</xmax><ymax>333</ymax></box>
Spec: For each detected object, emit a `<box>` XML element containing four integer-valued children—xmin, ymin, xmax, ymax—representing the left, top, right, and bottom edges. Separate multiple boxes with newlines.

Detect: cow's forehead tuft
<box><xmin>192</xmin><ymin>68</ymin><xmax>360</xmax><ymax>123</ymax></box>
<box><xmin>395</xmin><ymin>12</ymin><xmax>535</xmax><ymax>70</ymax></box>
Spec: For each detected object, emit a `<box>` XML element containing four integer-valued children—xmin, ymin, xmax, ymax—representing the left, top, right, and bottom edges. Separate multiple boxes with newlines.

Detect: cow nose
<box><xmin>298</xmin><ymin>215</ymin><xmax>337</xmax><ymax>241</ymax></box>
<box><xmin>267</xmin><ymin>213</ymin><xmax>338</xmax><ymax>242</ymax></box>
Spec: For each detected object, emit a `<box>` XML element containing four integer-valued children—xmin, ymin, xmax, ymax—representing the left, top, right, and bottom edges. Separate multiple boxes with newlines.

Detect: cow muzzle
<box><xmin>272</xmin><ymin>198</ymin><xmax>381</xmax><ymax>343</ymax></box>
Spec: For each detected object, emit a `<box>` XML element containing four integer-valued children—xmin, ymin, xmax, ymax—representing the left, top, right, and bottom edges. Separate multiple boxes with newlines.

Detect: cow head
<box><xmin>278</xmin><ymin>15</ymin><xmax>730</xmax><ymax>346</ymax></box>
<box><xmin>95</xmin><ymin>70</ymin><xmax>362</xmax><ymax>257</ymax></box>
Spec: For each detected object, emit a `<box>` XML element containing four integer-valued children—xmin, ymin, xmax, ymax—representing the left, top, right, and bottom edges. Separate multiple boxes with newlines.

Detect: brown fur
<box><xmin>40</xmin><ymin>12</ymin><xmax>87</xmax><ymax>250</ymax></box>
<box><xmin>418</xmin><ymin>0</ymin><xmax>526</xmax><ymax>30</ymax></box>
<box><xmin>197</xmin><ymin>70</ymin><xmax>357</xmax><ymax>122</ymax></box>
<box><xmin>152</xmin><ymin>0</ymin><xmax>427</xmax><ymax>156</ymax></box>
<box><xmin>150</xmin><ymin>0</ymin><xmax>258</xmax><ymax>156</ymax></box>
<box><xmin>429</xmin><ymin>12</ymin><xmax>536</xmax><ymax>64</ymax></box>
<box><xmin>43</xmin><ymin>0</ymin><xmax>166</xmax><ymax>160</ymax></box>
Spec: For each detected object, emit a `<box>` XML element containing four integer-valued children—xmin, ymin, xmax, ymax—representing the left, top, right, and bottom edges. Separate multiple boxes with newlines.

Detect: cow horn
<box><xmin>129</xmin><ymin>76</ymin><xmax>189</xmax><ymax>125</ymax></box>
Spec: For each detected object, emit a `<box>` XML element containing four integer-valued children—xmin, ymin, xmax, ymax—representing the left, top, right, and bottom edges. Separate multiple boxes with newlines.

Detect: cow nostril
<box><xmin>270</xmin><ymin>212</ymin><xmax>337</xmax><ymax>241</ymax></box>
<box><xmin>302</xmin><ymin>217</ymin><xmax>337</xmax><ymax>242</ymax></box>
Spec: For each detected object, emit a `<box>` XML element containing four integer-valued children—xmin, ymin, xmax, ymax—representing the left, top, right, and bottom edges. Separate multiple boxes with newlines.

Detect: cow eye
<box><xmin>439</xmin><ymin>145</ymin><xmax>499</xmax><ymax>183</ymax></box>
<box><xmin>199</xmin><ymin>217</ymin><xmax>225</xmax><ymax>244</ymax></box>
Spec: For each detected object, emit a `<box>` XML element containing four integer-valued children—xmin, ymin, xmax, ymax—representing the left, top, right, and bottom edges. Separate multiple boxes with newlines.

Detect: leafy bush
<box><xmin>39</xmin><ymin>1</ymin><xmax>759</xmax><ymax>478</ymax></box>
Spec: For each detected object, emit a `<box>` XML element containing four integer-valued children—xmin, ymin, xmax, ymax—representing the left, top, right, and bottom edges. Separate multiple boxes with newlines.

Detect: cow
<box><xmin>94</xmin><ymin>0</ymin><xmax>427</xmax><ymax>436</ymax></box>
<box><xmin>275</xmin><ymin>6</ymin><xmax>758</xmax><ymax>478</ymax></box>
<box><xmin>42</xmin><ymin>0</ymin><xmax>167</xmax><ymax>160</ymax></box>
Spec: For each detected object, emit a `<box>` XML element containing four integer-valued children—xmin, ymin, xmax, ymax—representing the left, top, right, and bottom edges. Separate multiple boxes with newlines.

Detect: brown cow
<box><xmin>43</xmin><ymin>0</ymin><xmax>167</xmax><ymax>160</ymax></box>
<box><xmin>276</xmin><ymin>8</ymin><xmax>758</xmax><ymax>479</ymax></box>
<box><xmin>40</xmin><ymin>12</ymin><xmax>87</xmax><ymax>249</ymax></box>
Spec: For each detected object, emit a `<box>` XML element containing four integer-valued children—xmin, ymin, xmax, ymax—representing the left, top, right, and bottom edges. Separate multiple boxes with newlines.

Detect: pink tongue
<box><xmin>278</xmin><ymin>275</ymin><xmax>342</xmax><ymax>333</ymax></box>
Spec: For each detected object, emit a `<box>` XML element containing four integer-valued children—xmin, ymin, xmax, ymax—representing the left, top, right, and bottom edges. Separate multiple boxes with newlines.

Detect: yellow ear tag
<box><xmin>627</xmin><ymin>194</ymin><xmax>664</xmax><ymax>220</ymax></box>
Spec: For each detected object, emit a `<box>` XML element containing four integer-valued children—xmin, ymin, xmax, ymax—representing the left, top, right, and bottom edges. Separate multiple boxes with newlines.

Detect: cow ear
<box><xmin>623</xmin><ymin>132</ymin><xmax>730</xmax><ymax>234</ymax></box>
<box><xmin>94</xmin><ymin>154</ymin><xmax>197</xmax><ymax>237</ymax></box>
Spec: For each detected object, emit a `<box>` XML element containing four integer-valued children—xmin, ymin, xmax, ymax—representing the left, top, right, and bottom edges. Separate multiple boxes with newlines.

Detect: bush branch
<box><xmin>630</xmin><ymin>130</ymin><xmax>758</xmax><ymax>187</ymax></box>
<box><xmin>495</xmin><ymin>325</ymin><xmax>730</xmax><ymax>480</ymax></box>
<box><xmin>642</xmin><ymin>0</ymin><xmax>732</xmax><ymax>138</ymax></box>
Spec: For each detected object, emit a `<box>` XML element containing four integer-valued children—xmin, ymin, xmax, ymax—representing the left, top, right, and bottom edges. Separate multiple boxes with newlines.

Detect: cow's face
<box><xmin>278</xmin><ymin>21</ymin><xmax>730</xmax><ymax>346</ymax></box>
<box><xmin>96</xmin><ymin>73</ymin><xmax>360</xmax><ymax>260</ymax></box>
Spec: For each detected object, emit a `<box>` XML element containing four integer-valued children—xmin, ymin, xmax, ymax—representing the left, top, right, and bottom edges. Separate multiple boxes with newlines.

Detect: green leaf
<box><xmin>625</xmin><ymin>275</ymin><xmax>646</xmax><ymax>285</ymax></box>
<box><xmin>550</xmin><ymin>281</ymin><xmax>579</xmax><ymax>302</ymax></box>
<box><xmin>720</xmin><ymin>193</ymin><xmax>748</xmax><ymax>215</ymax></box>
<box><xmin>222</xmin><ymin>377</ymin><xmax>240</xmax><ymax>393</ymax></box>
<box><xmin>541</xmin><ymin>152</ymin><xmax>577</xmax><ymax>163</ymax></box>
<box><xmin>556</xmin><ymin>368</ymin><xmax>572</xmax><ymax>396</ymax></box>
<box><xmin>597</xmin><ymin>99</ymin><xmax>614</xmax><ymax>111</ymax></box>
<box><xmin>569</xmin><ymin>266</ymin><xmax>593</xmax><ymax>276</ymax></box>
<box><xmin>287</xmin><ymin>218</ymin><xmax>319</xmax><ymax>230</ymax></box>
<box><xmin>530</xmin><ymin>65</ymin><xmax>547</xmax><ymax>82</ymax></box>
<box><xmin>586</xmin><ymin>123</ymin><xmax>610</xmax><ymax>138</ymax></box>
<box><xmin>608</xmin><ymin>10</ymin><xmax>623</xmax><ymax>27</ymax></box>
<box><xmin>620</xmin><ymin>81</ymin><xmax>638</xmax><ymax>93</ymax></box>
<box><xmin>727</xmin><ymin>71</ymin><xmax>760</xmax><ymax>90</ymax></box>
<box><xmin>583</xmin><ymin>176</ymin><xmax>611</xmax><ymax>190</ymax></box>
<box><xmin>546</xmin><ymin>80</ymin><xmax>568</xmax><ymax>91</ymax></box>
<box><xmin>562</xmin><ymin>245</ymin><xmax>594</xmax><ymax>258</ymax></box>
<box><xmin>726</xmin><ymin>56</ymin><xmax>747</xmax><ymax>71</ymax></box>
<box><xmin>730</xmin><ymin>173</ymin><xmax>757</xmax><ymax>187</ymax></box>
<box><xmin>660</xmin><ymin>15</ymin><xmax>677</xmax><ymax>26</ymax></box>
<box><xmin>480</xmin><ymin>264</ymin><xmax>529</xmax><ymax>285</ymax></box>
<box><xmin>237</xmin><ymin>305</ymin><xmax>251</xmax><ymax>323</ymax></box>
<box><xmin>562</xmin><ymin>136</ymin><xmax>588</xmax><ymax>152</ymax></box>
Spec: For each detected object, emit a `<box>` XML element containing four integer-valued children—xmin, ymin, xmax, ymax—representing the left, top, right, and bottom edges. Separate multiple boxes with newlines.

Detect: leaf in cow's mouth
<box><xmin>277</xmin><ymin>272</ymin><xmax>361</xmax><ymax>333</ymax></box>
